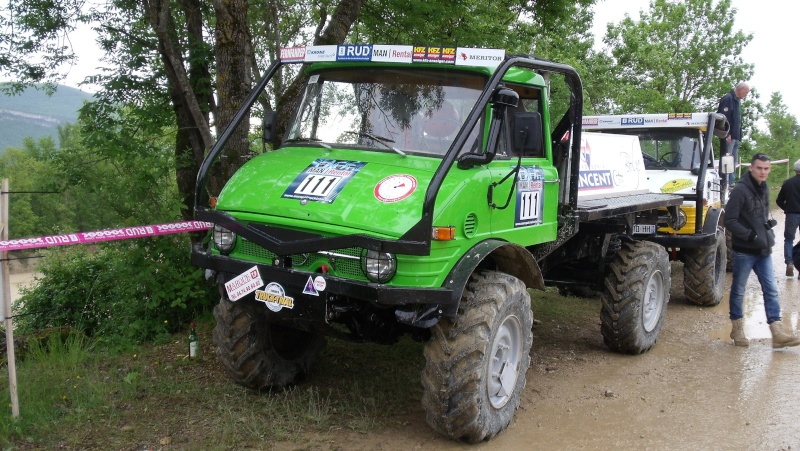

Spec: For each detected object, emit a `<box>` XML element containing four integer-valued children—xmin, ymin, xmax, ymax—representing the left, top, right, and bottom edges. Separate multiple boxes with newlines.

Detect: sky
<box><xmin>591</xmin><ymin>0</ymin><xmax>799</xmax><ymax>119</ymax></box>
<box><xmin>59</xmin><ymin>0</ymin><xmax>796</xmax><ymax>119</ymax></box>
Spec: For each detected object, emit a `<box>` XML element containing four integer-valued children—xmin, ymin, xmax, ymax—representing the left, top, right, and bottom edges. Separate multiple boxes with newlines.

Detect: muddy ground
<box><xmin>281</xmin><ymin>218</ymin><xmax>800</xmax><ymax>451</ymax></box>
<box><xmin>8</xmin><ymin>219</ymin><xmax>800</xmax><ymax>450</ymax></box>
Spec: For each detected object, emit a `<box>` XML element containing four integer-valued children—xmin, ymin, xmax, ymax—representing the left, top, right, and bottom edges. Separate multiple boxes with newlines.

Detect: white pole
<box><xmin>1</xmin><ymin>178</ymin><xmax>19</xmax><ymax>417</ymax></box>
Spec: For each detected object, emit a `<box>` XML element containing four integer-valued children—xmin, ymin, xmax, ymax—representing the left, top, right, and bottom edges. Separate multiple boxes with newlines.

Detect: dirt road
<box><xmin>308</xmin><ymin>217</ymin><xmax>800</xmax><ymax>451</ymax></box>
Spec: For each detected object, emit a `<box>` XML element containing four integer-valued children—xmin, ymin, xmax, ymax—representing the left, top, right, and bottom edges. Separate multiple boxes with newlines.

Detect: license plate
<box><xmin>633</xmin><ymin>224</ymin><xmax>657</xmax><ymax>234</ymax></box>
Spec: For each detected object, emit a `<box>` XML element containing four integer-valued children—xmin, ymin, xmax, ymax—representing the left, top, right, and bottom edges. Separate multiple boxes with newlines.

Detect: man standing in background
<box><xmin>776</xmin><ymin>159</ymin><xmax>800</xmax><ymax>277</ymax></box>
<box><xmin>717</xmin><ymin>82</ymin><xmax>750</xmax><ymax>185</ymax></box>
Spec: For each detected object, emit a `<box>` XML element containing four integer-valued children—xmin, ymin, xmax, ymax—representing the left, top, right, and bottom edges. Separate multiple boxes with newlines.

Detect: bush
<box><xmin>14</xmin><ymin>234</ymin><xmax>216</xmax><ymax>343</ymax></box>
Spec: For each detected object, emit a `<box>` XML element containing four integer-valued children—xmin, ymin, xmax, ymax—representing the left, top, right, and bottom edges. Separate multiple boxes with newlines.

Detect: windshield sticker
<box><xmin>374</xmin><ymin>174</ymin><xmax>417</xmax><ymax>203</ymax></box>
<box><xmin>455</xmin><ymin>48</ymin><xmax>505</xmax><ymax>68</ymax></box>
<box><xmin>305</xmin><ymin>45</ymin><xmax>338</xmax><ymax>62</ymax></box>
<box><xmin>413</xmin><ymin>46</ymin><xmax>456</xmax><ymax>64</ymax></box>
<box><xmin>255</xmin><ymin>282</ymin><xmax>295</xmax><ymax>312</ymax></box>
<box><xmin>336</xmin><ymin>44</ymin><xmax>372</xmax><ymax>62</ymax></box>
<box><xmin>372</xmin><ymin>45</ymin><xmax>413</xmax><ymax>63</ymax></box>
<box><xmin>283</xmin><ymin>159</ymin><xmax>367</xmax><ymax>204</ymax></box>
<box><xmin>515</xmin><ymin>166</ymin><xmax>545</xmax><ymax>227</ymax></box>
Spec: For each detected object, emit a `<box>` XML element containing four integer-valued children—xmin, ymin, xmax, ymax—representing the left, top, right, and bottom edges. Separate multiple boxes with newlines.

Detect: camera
<box><xmin>765</xmin><ymin>219</ymin><xmax>778</xmax><ymax>229</ymax></box>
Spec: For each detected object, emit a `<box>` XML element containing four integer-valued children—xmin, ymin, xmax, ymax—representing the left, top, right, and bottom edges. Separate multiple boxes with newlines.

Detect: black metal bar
<box><xmin>194</xmin><ymin>59</ymin><xmax>284</xmax><ymax>211</ymax></box>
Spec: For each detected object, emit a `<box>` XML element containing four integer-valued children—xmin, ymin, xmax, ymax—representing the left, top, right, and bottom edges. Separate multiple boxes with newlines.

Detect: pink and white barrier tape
<box><xmin>0</xmin><ymin>221</ymin><xmax>213</xmax><ymax>252</ymax></box>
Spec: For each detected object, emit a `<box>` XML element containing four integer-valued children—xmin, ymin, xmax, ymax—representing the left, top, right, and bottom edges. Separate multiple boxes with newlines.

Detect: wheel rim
<box><xmin>487</xmin><ymin>314</ymin><xmax>523</xmax><ymax>409</ymax></box>
<box><xmin>642</xmin><ymin>269</ymin><xmax>665</xmax><ymax>332</ymax></box>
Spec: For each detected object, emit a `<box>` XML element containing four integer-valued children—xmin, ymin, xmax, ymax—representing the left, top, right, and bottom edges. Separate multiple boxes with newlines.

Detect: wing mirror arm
<box><xmin>457</xmin><ymin>87</ymin><xmax>519</xmax><ymax>169</ymax></box>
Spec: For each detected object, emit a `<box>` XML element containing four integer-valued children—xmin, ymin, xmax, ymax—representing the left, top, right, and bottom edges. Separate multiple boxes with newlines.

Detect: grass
<box><xmin>0</xmin><ymin>319</ymin><xmax>427</xmax><ymax>449</ymax></box>
<box><xmin>0</xmin><ymin>287</ymin><xmax>597</xmax><ymax>449</ymax></box>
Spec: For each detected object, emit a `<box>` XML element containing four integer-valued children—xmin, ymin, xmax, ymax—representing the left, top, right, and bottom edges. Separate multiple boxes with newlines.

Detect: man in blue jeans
<box><xmin>776</xmin><ymin>159</ymin><xmax>800</xmax><ymax>277</ymax></box>
<box><xmin>724</xmin><ymin>153</ymin><xmax>800</xmax><ymax>348</ymax></box>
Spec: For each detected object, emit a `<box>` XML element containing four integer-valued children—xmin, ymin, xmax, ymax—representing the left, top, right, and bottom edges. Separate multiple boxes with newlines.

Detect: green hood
<box><xmin>215</xmin><ymin>147</ymin><xmax>445</xmax><ymax>237</ymax></box>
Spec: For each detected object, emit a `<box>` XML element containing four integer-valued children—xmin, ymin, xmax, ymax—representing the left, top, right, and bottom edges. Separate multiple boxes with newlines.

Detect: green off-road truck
<box><xmin>583</xmin><ymin>113</ymin><xmax>732</xmax><ymax>305</ymax></box>
<box><xmin>191</xmin><ymin>45</ymin><xmax>684</xmax><ymax>443</ymax></box>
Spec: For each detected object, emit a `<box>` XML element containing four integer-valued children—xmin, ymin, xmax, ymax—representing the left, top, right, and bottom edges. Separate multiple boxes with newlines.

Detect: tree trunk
<box><xmin>211</xmin><ymin>0</ymin><xmax>252</xmax><ymax>195</ymax></box>
<box><xmin>143</xmin><ymin>0</ymin><xmax>214</xmax><ymax>220</ymax></box>
<box><xmin>276</xmin><ymin>0</ymin><xmax>365</xmax><ymax>142</ymax></box>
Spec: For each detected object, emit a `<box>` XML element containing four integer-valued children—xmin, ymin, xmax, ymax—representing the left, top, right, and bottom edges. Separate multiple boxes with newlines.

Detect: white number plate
<box><xmin>633</xmin><ymin>224</ymin><xmax>657</xmax><ymax>234</ymax></box>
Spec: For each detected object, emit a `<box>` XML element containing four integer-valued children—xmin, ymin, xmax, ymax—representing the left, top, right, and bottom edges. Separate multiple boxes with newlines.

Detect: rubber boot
<box><xmin>730</xmin><ymin>319</ymin><xmax>749</xmax><ymax>347</ymax></box>
<box><xmin>769</xmin><ymin>321</ymin><xmax>800</xmax><ymax>348</ymax></box>
<box><xmin>787</xmin><ymin>264</ymin><xmax>794</xmax><ymax>277</ymax></box>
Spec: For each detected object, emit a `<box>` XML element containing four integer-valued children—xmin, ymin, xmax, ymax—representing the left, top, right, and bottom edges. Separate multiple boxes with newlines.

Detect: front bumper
<box><xmin>192</xmin><ymin>242</ymin><xmax>454</xmax><ymax>309</ymax></box>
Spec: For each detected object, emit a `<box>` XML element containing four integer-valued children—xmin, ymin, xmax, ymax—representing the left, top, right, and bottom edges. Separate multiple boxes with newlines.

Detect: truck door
<box><xmin>487</xmin><ymin>88</ymin><xmax>559</xmax><ymax>245</ymax></box>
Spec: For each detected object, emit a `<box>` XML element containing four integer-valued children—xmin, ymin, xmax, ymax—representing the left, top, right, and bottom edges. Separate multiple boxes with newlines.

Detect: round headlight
<box><xmin>213</xmin><ymin>224</ymin><xmax>237</xmax><ymax>254</ymax></box>
<box><xmin>669</xmin><ymin>208</ymin><xmax>688</xmax><ymax>231</ymax></box>
<box><xmin>361</xmin><ymin>249</ymin><xmax>396</xmax><ymax>283</ymax></box>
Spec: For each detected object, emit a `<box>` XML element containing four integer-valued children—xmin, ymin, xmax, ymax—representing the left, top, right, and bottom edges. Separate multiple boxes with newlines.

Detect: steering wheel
<box><xmin>658</xmin><ymin>151</ymin><xmax>678</xmax><ymax>164</ymax></box>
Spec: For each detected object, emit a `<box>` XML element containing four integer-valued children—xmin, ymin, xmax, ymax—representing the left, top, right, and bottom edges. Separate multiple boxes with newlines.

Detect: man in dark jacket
<box><xmin>776</xmin><ymin>159</ymin><xmax>800</xmax><ymax>277</ymax></box>
<box><xmin>724</xmin><ymin>153</ymin><xmax>800</xmax><ymax>348</ymax></box>
<box><xmin>717</xmin><ymin>82</ymin><xmax>750</xmax><ymax>184</ymax></box>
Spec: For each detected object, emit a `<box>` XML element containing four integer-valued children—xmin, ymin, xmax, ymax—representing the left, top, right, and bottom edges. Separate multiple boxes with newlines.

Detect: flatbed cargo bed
<box><xmin>576</xmin><ymin>193</ymin><xmax>683</xmax><ymax>221</ymax></box>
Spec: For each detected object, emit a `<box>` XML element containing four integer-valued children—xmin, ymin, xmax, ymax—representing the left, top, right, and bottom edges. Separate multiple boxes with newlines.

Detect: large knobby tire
<box><xmin>683</xmin><ymin>227</ymin><xmax>727</xmax><ymax>306</ymax></box>
<box><xmin>421</xmin><ymin>270</ymin><xmax>532</xmax><ymax>443</ymax></box>
<box><xmin>601</xmin><ymin>241</ymin><xmax>670</xmax><ymax>354</ymax></box>
<box><xmin>212</xmin><ymin>295</ymin><xmax>326</xmax><ymax>390</ymax></box>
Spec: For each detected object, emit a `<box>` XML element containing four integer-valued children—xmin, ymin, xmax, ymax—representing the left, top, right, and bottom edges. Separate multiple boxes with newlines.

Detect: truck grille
<box><xmin>237</xmin><ymin>239</ymin><xmax>367</xmax><ymax>280</ymax></box>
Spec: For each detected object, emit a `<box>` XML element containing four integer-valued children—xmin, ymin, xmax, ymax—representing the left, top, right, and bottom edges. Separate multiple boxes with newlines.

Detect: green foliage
<box><xmin>599</xmin><ymin>0</ymin><xmax>754</xmax><ymax>113</ymax></box>
<box><xmin>14</xmin><ymin>237</ymin><xmax>215</xmax><ymax>343</ymax></box>
<box><xmin>750</xmin><ymin>92</ymin><xmax>800</xmax><ymax>185</ymax></box>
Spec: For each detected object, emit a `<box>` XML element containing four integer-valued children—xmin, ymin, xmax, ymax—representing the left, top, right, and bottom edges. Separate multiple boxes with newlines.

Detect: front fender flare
<box><xmin>440</xmin><ymin>240</ymin><xmax>544</xmax><ymax>317</ymax></box>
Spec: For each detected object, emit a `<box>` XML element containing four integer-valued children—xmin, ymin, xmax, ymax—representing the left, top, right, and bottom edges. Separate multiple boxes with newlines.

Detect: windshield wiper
<box><xmin>285</xmin><ymin>137</ymin><xmax>332</xmax><ymax>150</ymax></box>
<box><xmin>343</xmin><ymin>131</ymin><xmax>406</xmax><ymax>157</ymax></box>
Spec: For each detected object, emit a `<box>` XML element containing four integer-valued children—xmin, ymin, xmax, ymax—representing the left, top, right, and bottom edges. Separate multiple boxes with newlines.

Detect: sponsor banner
<box><xmin>280</xmin><ymin>46</ymin><xmax>306</xmax><ymax>63</ymax></box>
<box><xmin>336</xmin><ymin>44</ymin><xmax>373</xmax><ymax>62</ymax></box>
<box><xmin>305</xmin><ymin>45</ymin><xmax>338</xmax><ymax>62</ymax></box>
<box><xmin>0</xmin><ymin>220</ymin><xmax>213</xmax><ymax>252</ymax></box>
<box><xmin>413</xmin><ymin>46</ymin><xmax>456</xmax><ymax>64</ymax></box>
<box><xmin>455</xmin><ymin>48</ymin><xmax>505</xmax><ymax>67</ymax></box>
<box><xmin>225</xmin><ymin>266</ymin><xmax>264</xmax><ymax>302</ymax></box>
<box><xmin>372</xmin><ymin>45</ymin><xmax>414</xmax><ymax>63</ymax></box>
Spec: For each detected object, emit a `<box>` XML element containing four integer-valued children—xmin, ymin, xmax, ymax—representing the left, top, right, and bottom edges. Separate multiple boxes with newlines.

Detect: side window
<box><xmin>498</xmin><ymin>85</ymin><xmax>545</xmax><ymax>158</ymax></box>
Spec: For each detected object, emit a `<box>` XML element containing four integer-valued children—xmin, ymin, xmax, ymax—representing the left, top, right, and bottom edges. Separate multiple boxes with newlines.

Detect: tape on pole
<box><xmin>0</xmin><ymin>221</ymin><xmax>213</xmax><ymax>252</ymax></box>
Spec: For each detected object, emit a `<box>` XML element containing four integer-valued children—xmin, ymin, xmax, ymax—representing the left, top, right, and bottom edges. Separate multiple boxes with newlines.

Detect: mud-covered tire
<box><xmin>601</xmin><ymin>241</ymin><xmax>670</xmax><ymax>354</ymax></box>
<box><xmin>212</xmin><ymin>295</ymin><xmax>326</xmax><ymax>390</ymax></box>
<box><xmin>421</xmin><ymin>270</ymin><xmax>532</xmax><ymax>443</ymax></box>
<box><xmin>725</xmin><ymin>229</ymin><xmax>733</xmax><ymax>272</ymax></box>
<box><xmin>683</xmin><ymin>227</ymin><xmax>726</xmax><ymax>306</ymax></box>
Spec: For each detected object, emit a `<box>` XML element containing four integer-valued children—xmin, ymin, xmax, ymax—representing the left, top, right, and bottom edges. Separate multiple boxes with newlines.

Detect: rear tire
<box><xmin>683</xmin><ymin>226</ymin><xmax>726</xmax><ymax>306</ymax></box>
<box><xmin>601</xmin><ymin>241</ymin><xmax>670</xmax><ymax>354</ymax></box>
<box><xmin>212</xmin><ymin>294</ymin><xmax>326</xmax><ymax>389</ymax></box>
<box><xmin>421</xmin><ymin>270</ymin><xmax>532</xmax><ymax>443</ymax></box>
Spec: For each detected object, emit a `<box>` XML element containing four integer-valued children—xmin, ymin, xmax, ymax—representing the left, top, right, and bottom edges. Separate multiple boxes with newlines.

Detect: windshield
<box><xmin>286</xmin><ymin>67</ymin><xmax>486</xmax><ymax>156</ymax></box>
<box><xmin>596</xmin><ymin>129</ymin><xmax>705</xmax><ymax>170</ymax></box>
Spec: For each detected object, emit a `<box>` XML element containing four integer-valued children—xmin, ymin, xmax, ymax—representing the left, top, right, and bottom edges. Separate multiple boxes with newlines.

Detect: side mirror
<box><xmin>262</xmin><ymin>111</ymin><xmax>278</xmax><ymax>143</ymax></box>
<box><xmin>711</xmin><ymin>113</ymin><xmax>730</xmax><ymax>139</ymax></box>
<box><xmin>511</xmin><ymin>112</ymin><xmax>543</xmax><ymax>156</ymax></box>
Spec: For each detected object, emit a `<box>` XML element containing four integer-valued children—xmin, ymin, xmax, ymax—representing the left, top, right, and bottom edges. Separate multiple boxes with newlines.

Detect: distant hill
<box><xmin>0</xmin><ymin>83</ymin><xmax>94</xmax><ymax>153</ymax></box>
